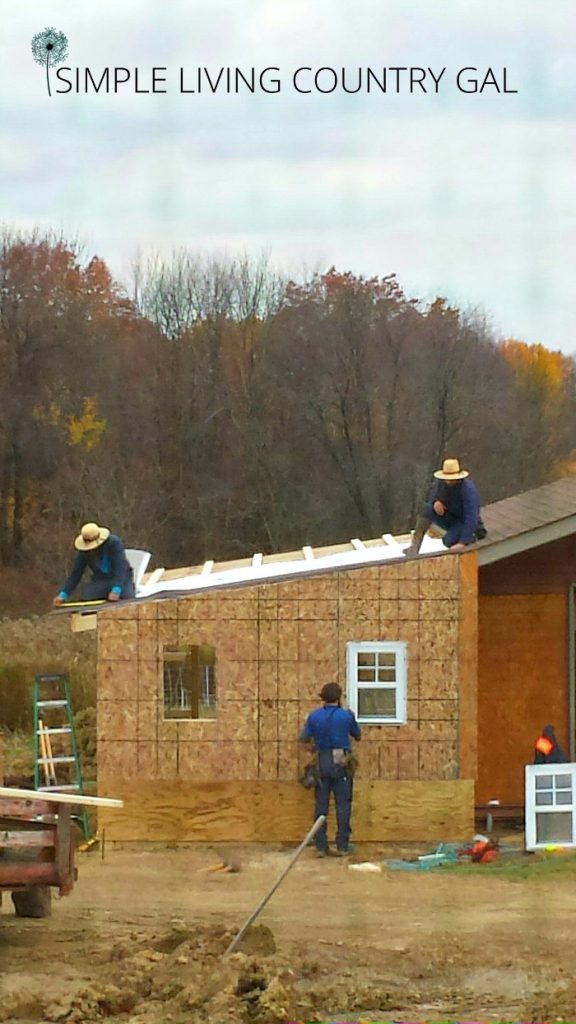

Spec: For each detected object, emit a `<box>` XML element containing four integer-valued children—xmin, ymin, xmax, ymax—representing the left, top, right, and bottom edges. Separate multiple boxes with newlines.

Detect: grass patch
<box><xmin>1</xmin><ymin>727</ymin><xmax>34</xmax><ymax>778</ymax></box>
<box><xmin>1</xmin><ymin>708</ymin><xmax>96</xmax><ymax>785</ymax></box>
<box><xmin>441</xmin><ymin>849</ymin><xmax>576</xmax><ymax>880</ymax></box>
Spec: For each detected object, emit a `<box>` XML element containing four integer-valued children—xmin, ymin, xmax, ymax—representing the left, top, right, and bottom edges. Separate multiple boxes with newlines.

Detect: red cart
<box><xmin>0</xmin><ymin>785</ymin><xmax>122</xmax><ymax>917</ymax></box>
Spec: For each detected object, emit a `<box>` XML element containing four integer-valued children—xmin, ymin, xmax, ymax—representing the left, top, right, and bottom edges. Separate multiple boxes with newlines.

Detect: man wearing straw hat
<box><xmin>404</xmin><ymin>457</ymin><xmax>485</xmax><ymax>557</ymax></box>
<box><xmin>53</xmin><ymin>522</ymin><xmax>135</xmax><ymax>605</ymax></box>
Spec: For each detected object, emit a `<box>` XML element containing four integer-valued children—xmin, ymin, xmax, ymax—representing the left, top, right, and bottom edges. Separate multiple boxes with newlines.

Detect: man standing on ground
<box><xmin>53</xmin><ymin>522</ymin><xmax>135</xmax><ymax>605</ymax></box>
<box><xmin>300</xmin><ymin>682</ymin><xmax>361</xmax><ymax>857</ymax></box>
<box><xmin>404</xmin><ymin>457</ymin><xmax>485</xmax><ymax>557</ymax></box>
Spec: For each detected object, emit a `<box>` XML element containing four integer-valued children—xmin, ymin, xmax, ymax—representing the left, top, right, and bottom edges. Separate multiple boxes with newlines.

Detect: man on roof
<box><xmin>404</xmin><ymin>457</ymin><xmax>486</xmax><ymax>557</ymax></box>
<box><xmin>53</xmin><ymin>522</ymin><xmax>135</xmax><ymax>605</ymax></box>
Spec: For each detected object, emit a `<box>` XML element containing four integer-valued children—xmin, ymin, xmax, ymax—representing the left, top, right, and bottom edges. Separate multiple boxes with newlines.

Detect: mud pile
<box><xmin>0</xmin><ymin>919</ymin><xmax>411</xmax><ymax>1024</ymax></box>
<box><xmin>1</xmin><ymin>916</ymin><xmax>573</xmax><ymax>1023</ymax></box>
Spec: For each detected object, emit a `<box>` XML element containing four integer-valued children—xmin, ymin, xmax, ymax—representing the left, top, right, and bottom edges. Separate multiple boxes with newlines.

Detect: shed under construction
<box><xmin>93</xmin><ymin>476</ymin><xmax>576</xmax><ymax>844</ymax></box>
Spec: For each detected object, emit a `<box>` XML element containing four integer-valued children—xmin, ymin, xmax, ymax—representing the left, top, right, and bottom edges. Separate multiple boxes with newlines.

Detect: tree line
<box><xmin>1</xmin><ymin>230</ymin><xmax>574</xmax><ymax>604</ymax></box>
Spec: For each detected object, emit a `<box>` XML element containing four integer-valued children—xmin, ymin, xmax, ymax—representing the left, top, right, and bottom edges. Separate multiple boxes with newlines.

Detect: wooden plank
<box><xmin>0</xmin><ymin>862</ymin><xmax>57</xmax><ymax>886</ymax></box>
<box><xmin>72</xmin><ymin>613</ymin><xmax>98</xmax><ymax>633</ymax></box>
<box><xmin>0</xmin><ymin>786</ymin><xmax>123</xmax><ymax>809</ymax></box>
<box><xmin>0</xmin><ymin>830</ymin><xmax>56</xmax><ymax>849</ymax></box>
<box><xmin>97</xmin><ymin>779</ymin><xmax>474</xmax><ymax>843</ymax></box>
<box><xmin>55</xmin><ymin>804</ymin><xmax>74</xmax><ymax>890</ymax></box>
<box><xmin>0</xmin><ymin>798</ymin><xmax>53</xmax><ymax>817</ymax></box>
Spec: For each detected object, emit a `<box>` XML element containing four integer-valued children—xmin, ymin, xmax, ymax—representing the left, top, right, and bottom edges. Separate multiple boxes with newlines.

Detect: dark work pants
<box><xmin>314</xmin><ymin>767</ymin><xmax>353</xmax><ymax>852</ymax></box>
<box><xmin>423</xmin><ymin>500</ymin><xmax>469</xmax><ymax>548</ymax></box>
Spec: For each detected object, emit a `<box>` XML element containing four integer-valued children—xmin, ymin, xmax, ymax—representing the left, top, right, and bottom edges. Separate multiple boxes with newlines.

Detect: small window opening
<box><xmin>163</xmin><ymin>644</ymin><xmax>216</xmax><ymax>720</ymax></box>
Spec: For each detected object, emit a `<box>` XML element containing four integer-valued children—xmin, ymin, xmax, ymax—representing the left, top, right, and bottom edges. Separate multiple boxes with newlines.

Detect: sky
<box><xmin>2</xmin><ymin>0</ymin><xmax>575</xmax><ymax>351</ymax></box>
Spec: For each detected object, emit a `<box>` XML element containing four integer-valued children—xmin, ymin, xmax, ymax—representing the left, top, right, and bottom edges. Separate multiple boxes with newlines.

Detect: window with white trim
<box><xmin>163</xmin><ymin>644</ymin><xmax>217</xmax><ymax>721</ymax></box>
<box><xmin>525</xmin><ymin>764</ymin><xmax>576</xmax><ymax>850</ymax></box>
<box><xmin>346</xmin><ymin>641</ymin><xmax>407</xmax><ymax>725</ymax></box>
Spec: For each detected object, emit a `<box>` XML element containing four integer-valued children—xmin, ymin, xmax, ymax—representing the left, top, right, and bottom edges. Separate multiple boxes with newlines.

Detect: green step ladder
<box><xmin>33</xmin><ymin>673</ymin><xmax>91</xmax><ymax>840</ymax></box>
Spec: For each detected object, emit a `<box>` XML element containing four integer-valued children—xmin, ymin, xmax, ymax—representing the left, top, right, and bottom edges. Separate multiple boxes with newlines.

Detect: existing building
<box><xmin>94</xmin><ymin>476</ymin><xmax>576</xmax><ymax>843</ymax></box>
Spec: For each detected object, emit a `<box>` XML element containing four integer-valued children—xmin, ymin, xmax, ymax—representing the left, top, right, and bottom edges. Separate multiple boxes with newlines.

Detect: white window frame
<box><xmin>525</xmin><ymin>763</ymin><xmax>576</xmax><ymax>850</ymax></box>
<box><xmin>346</xmin><ymin>641</ymin><xmax>407</xmax><ymax>725</ymax></box>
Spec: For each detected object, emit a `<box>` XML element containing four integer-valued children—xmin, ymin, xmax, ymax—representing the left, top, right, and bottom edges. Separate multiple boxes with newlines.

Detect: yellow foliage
<box><xmin>501</xmin><ymin>339</ymin><xmax>570</xmax><ymax>396</ymax></box>
<box><xmin>67</xmin><ymin>397</ymin><xmax>106</xmax><ymax>450</ymax></box>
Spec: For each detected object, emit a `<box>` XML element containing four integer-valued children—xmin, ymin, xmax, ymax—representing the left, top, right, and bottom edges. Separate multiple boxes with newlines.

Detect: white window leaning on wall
<box><xmin>346</xmin><ymin>641</ymin><xmax>407</xmax><ymax>725</ymax></box>
<box><xmin>525</xmin><ymin>763</ymin><xmax>576</xmax><ymax>850</ymax></box>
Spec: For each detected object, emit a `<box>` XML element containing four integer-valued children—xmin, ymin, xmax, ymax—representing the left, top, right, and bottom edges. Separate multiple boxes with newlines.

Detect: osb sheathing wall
<box><xmin>477</xmin><ymin>592</ymin><xmax>568</xmax><ymax>805</ymax></box>
<box><xmin>97</xmin><ymin>552</ymin><xmax>477</xmax><ymax>841</ymax></box>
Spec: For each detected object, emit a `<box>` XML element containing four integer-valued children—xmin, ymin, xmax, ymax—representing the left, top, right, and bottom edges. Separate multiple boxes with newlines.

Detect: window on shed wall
<box><xmin>346</xmin><ymin>641</ymin><xmax>407</xmax><ymax>725</ymax></box>
<box><xmin>163</xmin><ymin>644</ymin><xmax>216</xmax><ymax>720</ymax></box>
<box><xmin>525</xmin><ymin>764</ymin><xmax>576</xmax><ymax>849</ymax></box>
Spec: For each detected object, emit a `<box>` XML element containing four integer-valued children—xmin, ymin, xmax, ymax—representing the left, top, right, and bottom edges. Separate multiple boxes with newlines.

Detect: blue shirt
<box><xmin>58</xmin><ymin>534</ymin><xmax>131</xmax><ymax>599</ymax></box>
<box><xmin>431</xmin><ymin>477</ymin><xmax>481</xmax><ymax>545</ymax></box>
<box><xmin>300</xmin><ymin>705</ymin><xmax>361</xmax><ymax>750</ymax></box>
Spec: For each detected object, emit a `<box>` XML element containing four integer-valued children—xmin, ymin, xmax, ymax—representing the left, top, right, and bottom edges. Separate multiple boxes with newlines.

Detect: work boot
<box><xmin>403</xmin><ymin>516</ymin><xmax>431</xmax><ymax>557</ymax></box>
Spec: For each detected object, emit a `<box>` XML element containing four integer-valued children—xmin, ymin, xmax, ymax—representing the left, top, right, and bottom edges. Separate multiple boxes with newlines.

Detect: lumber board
<box><xmin>0</xmin><ymin>829</ymin><xmax>56</xmax><ymax>849</ymax></box>
<box><xmin>71</xmin><ymin>613</ymin><xmax>98</xmax><ymax>633</ymax></box>
<box><xmin>0</xmin><ymin>799</ymin><xmax>53</xmax><ymax>817</ymax></box>
<box><xmin>97</xmin><ymin>779</ymin><xmax>474</xmax><ymax>842</ymax></box>
<box><xmin>0</xmin><ymin>786</ymin><xmax>123</xmax><ymax>809</ymax></box>
<box><xmin>0</xmin><ymin>862</ymin><xmax>57</xmax><ymax>886</ymax></box>
<box><xmin>55</xmin><ymin>804</ymin><xmax>74</xmax><ymax>888</ymax></box>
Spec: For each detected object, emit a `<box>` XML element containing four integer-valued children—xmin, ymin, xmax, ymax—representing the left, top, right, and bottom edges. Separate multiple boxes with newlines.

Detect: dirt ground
<box><xmin>1</xmin><ymin>842</ymin><xmax>576</xmax><ymax>1023</ymax></box>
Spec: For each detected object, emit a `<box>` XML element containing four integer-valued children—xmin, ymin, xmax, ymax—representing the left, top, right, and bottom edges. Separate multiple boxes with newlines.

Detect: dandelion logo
<box><xmin>31</xmin><ymin>27</ymin><xmax>69</xmax><ymax>97</ymax></box>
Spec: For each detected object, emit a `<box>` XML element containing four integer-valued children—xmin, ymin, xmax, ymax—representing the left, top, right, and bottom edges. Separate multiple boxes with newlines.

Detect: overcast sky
<box><xmin>2</xmin><ymin>1</ymin><xmax>575</xmax><ymax>351</ymax></box>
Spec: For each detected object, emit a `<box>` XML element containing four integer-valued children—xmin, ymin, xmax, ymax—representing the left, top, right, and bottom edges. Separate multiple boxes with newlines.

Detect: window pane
<box><xmin>377</xmin><ymin>652</ymin><xmax>396</xmax><ymax>667</ymax></box>
<box><xmin>535</xmin><ymin>776</ymin><xmax>553</xmax><ymax>790</ymax></box>
<box><xmin>357</xmin><ymin>652</ymin><xmax>376</xmax><ymax>667</ymax></box>
<box><xmin>358</xmin><ymin>687</ymin><xmax>397</xmax><ymax>719</ymax></box>
<box><xmin>376</xmin><ymin>669</ymin><xmax>397</xmax><ymax>682</ymax></box>
<box><xmin>536</xmin><ymin>811</ymin><xmax>573</xmax><ymax>844</ymax></box>
<box><xmin>556</xmin><ymin>791</ymin><xmax>573</xmax><ymax>806</ymax></box>
<box><xmin>554</xmin><ymin>774</ymin><xmax>572</xmax><ymax>790</ymax></box>
<box><xmin>535</xmin><ymin>791</ymin><xmax>554</xmax><ymax>806</ymax></box>
<box><xmin>358</xmin><ymin>668</ymin><xmax>376</xmax><ymax>682</ymax></box>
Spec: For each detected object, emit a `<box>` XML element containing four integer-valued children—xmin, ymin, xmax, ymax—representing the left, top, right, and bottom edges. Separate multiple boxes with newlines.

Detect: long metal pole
<box><xmin>223</xmin><ymin>815</ymin><xmax>326</xmax><ymax>956</ymax></box>
<box><xmin>565</xmin><ymin>585</ymin><xmax>569</xmax><ymax>761</ymax></box>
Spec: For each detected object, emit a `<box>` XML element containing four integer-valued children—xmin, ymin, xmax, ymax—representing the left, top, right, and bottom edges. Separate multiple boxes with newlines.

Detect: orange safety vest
<box><xmin>535</xmin><ymin>735</ymin><xmax>554</xmax><ymax>757</ymax></box>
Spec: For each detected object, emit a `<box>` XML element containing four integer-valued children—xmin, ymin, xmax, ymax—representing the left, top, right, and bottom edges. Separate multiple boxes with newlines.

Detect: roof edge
<box><xmin>478</xmin><ymin>514</ymin><xmax>576</xmax><ymax>566</ymax></box>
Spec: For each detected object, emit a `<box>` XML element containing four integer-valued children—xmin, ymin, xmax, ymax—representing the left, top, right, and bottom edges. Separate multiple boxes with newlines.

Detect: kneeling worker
<box><xmin>300</xmin><ymin>682</ymin><xmax>361</xmax><ymax>857</ymax></box>
<box><xmin>405</xmin><ymin>457</ymin><xmax>485</xmax><ymax>557</ymax></box>
<box><xmin>53</xmin><ymin>522</ymin><xmax>135</xmax><ymax>606</ymax></box>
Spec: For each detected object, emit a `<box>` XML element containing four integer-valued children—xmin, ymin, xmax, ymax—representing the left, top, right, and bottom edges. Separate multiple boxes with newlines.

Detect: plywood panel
<box><xmin>420</xmin><ymin>660</ymin><xmax>458</xmax><ymax>699</ymax></box>
<box><xmin>98</xmin><ymin>620</ymin><xmax>139</xmax><ymax>657</ymax></box>
<box><xmin>218</xmin><ymin>660</ymin><xmax>258</xmax><ymax>701</ymax></box>
<box><xmin>99</xmin><ymin>700</ymin><xmax>138</xmax><ymax>741</ymax></box>
<box><xmin>338</xmin><ymin>597</ymin><xmax>378</xmax><ymax>622</ymax></box>
<box><xmin>379</xmin><ymin>579</ymin><xmax>399</xmax><ymax>601</ymax></box>
<box><xmin>278</xmin><ymin>621</ymin><xmax>299</xmax><ymax>660</ymax></box>
<box><xmin>477</xmin><ymin>593</ymin><xmax>568</xmax><ymax>804</ymax></box>
<box><xmin>97</xmin><ymin>780</ymin><xmax>474</xmax><ymax>842</ymax></box>
<box><xmin>458</xmin><ymin>553</ymin><xmax>478</xmax><ymax>779</ymax></box>
<box><xmin>258</xmin><ymin>620</ymin><xmax>279</xmax><ymax>661</ymax></box>
<box><xmin>259</xmin><ymin>663</ymin><xmax>278</xmax><ymax>700</ymax></box>
<box><xmin>98</xmin><ymin>660</ymin><xmax>139</xmax><ymax>700</ymax></box>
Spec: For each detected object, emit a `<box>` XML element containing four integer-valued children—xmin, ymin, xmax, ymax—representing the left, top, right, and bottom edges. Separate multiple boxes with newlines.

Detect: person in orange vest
<box><xmin>534</xmin><ymin>724</ymin><xmax>569</xmax><ymax>764</ymax></box>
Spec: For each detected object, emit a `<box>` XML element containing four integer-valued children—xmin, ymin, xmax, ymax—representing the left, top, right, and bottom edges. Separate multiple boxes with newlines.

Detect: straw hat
<box><xmin>74</xmin><ymin>522</ymin><xmax>110</xmax><ymax>551</ymax></box>
<box><xmin>433</xmin><ymin>458</ymin><xmax>469</xmax><ymax>481</ymax></box>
